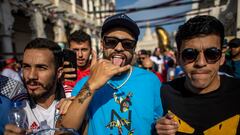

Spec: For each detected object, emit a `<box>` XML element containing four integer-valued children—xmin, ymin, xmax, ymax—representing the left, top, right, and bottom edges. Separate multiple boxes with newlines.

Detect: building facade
<box><xmin>0</xmin><ymin>0</ymin><xmax>115</xmax><ymax>59</ymax></box>
<box><xmin>186</xmin><ymin>0</ymin><xmax>239</xmax><ymax>39</ymax></box>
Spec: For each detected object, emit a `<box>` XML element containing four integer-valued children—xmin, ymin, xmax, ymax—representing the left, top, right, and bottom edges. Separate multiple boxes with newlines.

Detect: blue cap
<box><xmin>101</xmin><ymin>13</ymin><xmax>140</xmax><ymax>41</ymax></box>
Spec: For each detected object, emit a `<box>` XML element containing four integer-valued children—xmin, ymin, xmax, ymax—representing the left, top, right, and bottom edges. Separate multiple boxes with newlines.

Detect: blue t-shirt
<box><xmin>72</xmin><ymin>67</ymin><xmax>163</xmax><ymax>135</ymax></box>
<box><xmin>0</xmin><ymin>95</ymin><xmax>12</xmax><ymax>134</ymax></box>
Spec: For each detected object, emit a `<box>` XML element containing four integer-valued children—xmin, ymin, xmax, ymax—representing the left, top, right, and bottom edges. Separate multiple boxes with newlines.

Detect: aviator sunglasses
<box><xmin>103</xmin><ymin>36</ymin><xmax>137</xmax><ymax>50</ymax></box>
<box><xmin>181</xmin><ymin>47</ymin><xmax>222</xmax><ymax>64</ymax></box>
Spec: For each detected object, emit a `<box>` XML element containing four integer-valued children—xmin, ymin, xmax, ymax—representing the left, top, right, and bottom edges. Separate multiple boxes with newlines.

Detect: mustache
<box><xmin>25</xmin><ymin>79</ymin><xmax>43</xmax><ymax>87</ymax></box>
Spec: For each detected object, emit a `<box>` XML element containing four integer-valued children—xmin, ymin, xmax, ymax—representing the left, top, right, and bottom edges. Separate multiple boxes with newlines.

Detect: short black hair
<box><xmin>68</xmin><ymin>30</ymin><xmax>91</xmax><ymax>47</ymax></box>
<box><xmin>24</xmin><ymin>38</ymin><xmax>63</xmax><ymax>69</ymax></box>
<box><xmin>176</xmin><ymin>15</ymin><xmax>225</xmax><ymax>51</ymax></box>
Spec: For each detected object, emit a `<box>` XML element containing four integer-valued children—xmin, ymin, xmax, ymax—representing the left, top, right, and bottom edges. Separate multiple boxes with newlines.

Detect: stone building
<box><xmin>136</xmin><ymin>23</ymin><xmax>158</xmax><ymax>53</ymax></box>
<box><xmin>186</xmin><ymin>0</ymin><xmax>239</xmax><ymax>39</ymax></box>
<box><xmin>0</xmin><ymin>0</ymin><xmax>115</xmax><ymax>59</ymax></box>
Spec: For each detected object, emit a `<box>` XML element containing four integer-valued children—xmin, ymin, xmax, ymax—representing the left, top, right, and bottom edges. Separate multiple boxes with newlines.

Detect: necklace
<box><xmin>107</xmin><ymin>66</ymin><xmax>133</xmax><ymax>90</ymax></box>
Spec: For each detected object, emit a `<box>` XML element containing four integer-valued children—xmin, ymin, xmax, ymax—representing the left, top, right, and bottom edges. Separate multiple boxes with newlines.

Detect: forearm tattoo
<box><xmin>77</xmin><ymin>83</ymin><xmax>92</xmax><ymax>104</ymax></box>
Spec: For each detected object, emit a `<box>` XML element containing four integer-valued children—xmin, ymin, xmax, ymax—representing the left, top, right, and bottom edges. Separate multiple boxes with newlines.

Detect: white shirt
<box><xmin>150</xmin><ymin>55</ymin><xmax>164</xmax><ymax>73</ymax></box>
<box><xmin>24</xmin><ymin>100</ymin><xmax>59</xmax><ymax>134</ymax></box>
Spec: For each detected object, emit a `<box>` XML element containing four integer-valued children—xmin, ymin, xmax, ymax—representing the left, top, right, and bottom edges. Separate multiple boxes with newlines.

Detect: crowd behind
<box><xmin>0</xmin><ymin>13</ymin><xmax>240</xmax><ymax>135</ymax></box>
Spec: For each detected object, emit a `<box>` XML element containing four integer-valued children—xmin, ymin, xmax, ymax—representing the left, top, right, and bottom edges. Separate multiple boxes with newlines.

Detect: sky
<box><xmin>116</xmin><ymin>0</ymin><xmax>192</xmax><ymax>40</ymax></box>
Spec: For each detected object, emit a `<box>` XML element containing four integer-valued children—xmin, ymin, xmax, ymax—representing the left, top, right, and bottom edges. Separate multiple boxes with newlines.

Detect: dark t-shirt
<box><xmin>161</xmin><ymin>75</ymin><xmax>240</xmax><ymax>134</ymax></box>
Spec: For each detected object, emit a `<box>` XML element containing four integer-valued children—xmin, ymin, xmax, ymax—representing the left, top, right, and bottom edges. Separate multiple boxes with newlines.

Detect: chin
<box><xmin>191</xmin><ymin>80</ymin><xmax>210</xmax><ymax>89</ymax></box>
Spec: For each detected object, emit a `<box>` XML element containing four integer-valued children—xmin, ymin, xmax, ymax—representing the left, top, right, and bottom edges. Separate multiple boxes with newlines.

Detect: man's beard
<box><xmin>24</xmin><ymin>77</ymin><xmax>57</xmax><ymax>101</ymax></box>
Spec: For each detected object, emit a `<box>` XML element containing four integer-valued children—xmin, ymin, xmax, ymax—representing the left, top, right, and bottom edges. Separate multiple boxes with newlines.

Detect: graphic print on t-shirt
<box><xmin>106</xmin><ymin>92</ymin><xmax>134</xmax><ymax>135</ymax></box>
<box><xmin>170</xmin><ymin>111</ymin><xmax>240</xmax><ymax>135</ymax></box>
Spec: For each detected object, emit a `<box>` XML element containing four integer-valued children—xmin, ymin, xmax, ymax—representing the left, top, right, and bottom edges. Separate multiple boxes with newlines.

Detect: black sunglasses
<box><xmin>103</xmin><ymin>36</ymin><xmax>136</xmax><ymax>50</ymax></box>
<box><xmin>143</xmin><ymin>67</ymin><xmax>152</xmax><ymax>70</ymax></box>
<box><xmin>181</xmin><ymin>47</ymin><xmax>222</xmax><ymax>64</ymax></box>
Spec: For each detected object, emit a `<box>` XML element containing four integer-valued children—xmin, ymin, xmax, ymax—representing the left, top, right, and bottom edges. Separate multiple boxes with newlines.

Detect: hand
<box><xmin>87</xmin><ymin>59</ymin><xmax>131</xmax><ymax>92</ymax></box>
<box><xmin>56</xmin><ymin>97</ymin><xmax>75</xmax><ymax>115</ymax></box>
<box><xmin>63</xmin><ymin>61</ymin><xmax>77</xmax><ymax>82</ymax></box>
<box><xmin>155</xmin><ymin>113</ymin><xmax>178</xmax><ymax>135</ymax></box>
<box><xmin>90</xmin><ymin>49</ymin><xmax>97</xmax><ymax>69</ymax></box>
<box><xmin>4</xmin><ymin>124</ymin><xmax>26</xmax><ymax>135</ymax></box>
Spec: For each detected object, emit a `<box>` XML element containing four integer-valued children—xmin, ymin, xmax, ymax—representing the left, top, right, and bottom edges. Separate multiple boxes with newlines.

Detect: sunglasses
<box><xmin>143</xmin><ymin>67</ymin><xmax>152</xmax><ymax>70</ymax></box>
<box><xmin>103</xmin><ymin>36</ymin><xmax>136</xmax><ymax>50</ymax></box>
<box><xmin>181</xmin><ymin>47</ymin><xmax>222</xmax><ymax>64</ymax></box>
<box><xmin>139</xmin><ymin>57</ymin><xmax>146</xmax><ymax>60</ymax></box>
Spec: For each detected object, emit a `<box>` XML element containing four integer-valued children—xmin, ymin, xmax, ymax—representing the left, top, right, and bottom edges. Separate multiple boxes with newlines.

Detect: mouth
<box><xmin>27</xmin><ymin>85</ymin><xmax>40</xmax><ymax>91</ymax></box>
<box><xmin>110</xmin><ymin>54</ymin><xmax>126</xmax><ymax>67</ymax></box>
<box><xmin>190</xmin><ymin>70</ymin><xmax>210</xmax><ymax>78</ymax></box>
<box><xmin>77</xmin><ymin>59</ymin><xmax>85</xmax><ymax>62</ymax></box>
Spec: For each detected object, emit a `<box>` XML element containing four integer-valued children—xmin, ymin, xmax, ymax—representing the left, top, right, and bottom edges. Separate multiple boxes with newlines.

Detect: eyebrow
<box><xmin>22</xmin><ymin>63</ymin><xmax>49</xmax><ymax>68</ymax></box>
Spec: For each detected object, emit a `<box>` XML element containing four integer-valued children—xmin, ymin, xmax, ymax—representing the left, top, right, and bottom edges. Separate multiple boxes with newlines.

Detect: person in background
<box><xmin>219</xmin><ymin>39</ymin><xmax>234</xmax><ymax>77</ymax></box>
<box><xmin>227</xmin><ymin>38</ymin><xmax>240</xmax><ymax>78</ymax></box>
<box><xmin>63</xmin><ymin>30</ymin><xmax>96</xmax><ymax>97</ymax></box>
<box><xmin>142</xmin><ymin>57</ymin><xmax>164</xmax><ymax>82</ymax></box>
<box><xmin>166</xmin><ymin>58</ymin><xmax>175</xmax><ymax>81</ymax></box>
<box><xmin>150</xmin><ymin>47</ymin><xmax>165</xmax><ymax>74</ymax></box>
<box><xmin>155</xmin><ymin>15</ymin><xmax>240</xmax><ymax>134</ymax></box>
<box><xmin>137</xmin><ymin>49</ymin><xmax>158</xmax><ymax>71</ymax></box>
<box><xmin>56</xmin><ymin>13</ymin><xmax>163</xmax><ymax>135</ymax></box>
<box><xmin>1</xmin><ymin>58</ymin><xmax>22</xmax><ymax>83</ymax></box>
<box><xmin>4</xmin><ymin>38</ymin><xmax>65</xmax><ymax>135</ymax></box>
<box><xmin>0</xmin><ymin>95</ymin><xmax>12</xmax><ymax>134</ymax></box>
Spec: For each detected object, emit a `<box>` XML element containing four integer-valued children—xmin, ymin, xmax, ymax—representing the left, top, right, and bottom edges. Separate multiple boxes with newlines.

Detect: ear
<box><xmin>176</xmin><ymin>52</ymin><xmax>181</xmax><ymax>65</ymax></box>
<box><xmin>219</xmin><ymin>52</ymin><xmax>225</xmax><ymax>66</ymax></box>
<box><xmin>56</xmin><ymin>67</ymin><xmax>63</xmax><ymax>79</ymax></box>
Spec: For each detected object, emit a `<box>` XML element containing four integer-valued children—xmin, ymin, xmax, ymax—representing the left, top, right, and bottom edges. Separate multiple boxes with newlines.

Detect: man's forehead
<box><xmin>23</xmin><ymin>49</ymin><xmax>54</xmax><ymax>63</ymax></box>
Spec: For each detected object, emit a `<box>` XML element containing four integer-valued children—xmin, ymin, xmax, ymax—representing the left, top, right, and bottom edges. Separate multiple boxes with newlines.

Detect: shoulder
<box><xmin>0</xmin><ymin>75</ymin><xmax>27</xmax><ymax>100</ymax></box>
<box><xmin>220</xmin><ymin>75</ymin><xmax>240</xmax><ymax>90</ymax></box>
<box><xmin>72</xmin><ymin>76</ymin><xmax>89</xmax><ymax>96</ymax></box>
<box><xmin>132</xmin><ymin>66</ymin><xmax>158</xmax><ymax>78</ymax></box>
<box><xmin>161</xmin><ymin>77</ymin><xmax>185</xmax><ymax>94</ymax></box>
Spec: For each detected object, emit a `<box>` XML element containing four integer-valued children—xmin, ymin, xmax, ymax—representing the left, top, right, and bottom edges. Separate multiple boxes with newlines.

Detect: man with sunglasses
<box><xmin>227</xmin><ymin>38</ymin><xmax>240</xmax><ymax>78</ymax></box>
<box><xmin>155</xmin><ymin>15</ymin><xmax>240</xmax><ymax>134</ymax></box>
<box><xmin>56</xmin><ymin>13</ymin><xmax>163</xmax><ymax>135</ymax></box>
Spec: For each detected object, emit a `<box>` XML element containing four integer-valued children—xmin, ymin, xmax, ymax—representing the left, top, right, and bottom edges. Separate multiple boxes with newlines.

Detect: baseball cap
<box><xmin>101</xmin><ymin>13</ymin><xmax>140</xmax><ymax>41</ymax></box>
<box><xmin>228</xmin><ymin>38</ymin><xmax>240</xmax><ymax>48</ymax></box>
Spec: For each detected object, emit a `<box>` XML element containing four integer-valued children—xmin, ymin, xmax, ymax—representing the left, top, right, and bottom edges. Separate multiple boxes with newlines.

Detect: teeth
<box><xmin>112</xmin><ymin>55</ymin><xmax>123</xmax><ymax>59</ymax></box>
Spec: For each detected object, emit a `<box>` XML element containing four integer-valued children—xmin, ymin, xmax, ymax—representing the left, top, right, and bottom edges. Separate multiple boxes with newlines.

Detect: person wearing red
<box><xmin>63</xmin><ymin>30</ymin><xmax>96</xmax><ymax>97</ymax></box>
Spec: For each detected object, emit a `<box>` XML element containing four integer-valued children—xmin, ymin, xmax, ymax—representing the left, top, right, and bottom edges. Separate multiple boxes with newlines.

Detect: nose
<box><xmin>194</xmin><ymin>51</ymin><xmax>207</xmax><ymax>67</ymax></box>
<box><xmin>28</xmin><ymin>68</ymin><xmax>38</xmax><ymax>80</ymax></box>
<box><xmin>77</xmin><ymin>50</ymin><xmax>83</xmax><ymax>58</ymax></box>
<box><xmin>114</xmin><ymin>42</ymin><xmax>124</xmax><ymax>52</ymax></box>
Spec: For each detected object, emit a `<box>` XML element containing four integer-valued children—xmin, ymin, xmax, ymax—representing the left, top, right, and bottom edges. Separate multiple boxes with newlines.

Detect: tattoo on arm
<box><xmin>77</xmin><ymin>83</ymin><xmax>92</xmax><ymax>104</ymax></box>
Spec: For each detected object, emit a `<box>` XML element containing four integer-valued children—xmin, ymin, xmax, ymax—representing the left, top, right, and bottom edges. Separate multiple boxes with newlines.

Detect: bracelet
<box><xmin>78</xmin><ymin>82</ymin><xmax>92</xmax><ymax>104</ymax></box>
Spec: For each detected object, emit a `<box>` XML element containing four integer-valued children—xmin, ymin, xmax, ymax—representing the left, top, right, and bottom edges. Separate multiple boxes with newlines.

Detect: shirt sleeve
<box><xmin>71</xmin><ymin>76</ymin><xmax>89</xmax><ymax>96</ymax></box>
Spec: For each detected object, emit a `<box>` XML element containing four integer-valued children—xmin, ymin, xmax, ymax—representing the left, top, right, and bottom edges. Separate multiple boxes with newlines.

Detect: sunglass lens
<box><xmin>104</xmin><ymin>37</ymin><xmax>118</xmax><ymax>48</ymax></box>
<box><xmin>181</xmin><ymin>48</ymin><xmax>198</xmax><ymax>63</ymax></box>
<box><xmin>204</xmin><ymin>48</ymin><xmax>221</xmax><ymax>63</ymax></box>
<box><xmin>122</xmin><ymin>40</ymin><xmax>136</xmax><ymax>50</ymax></box>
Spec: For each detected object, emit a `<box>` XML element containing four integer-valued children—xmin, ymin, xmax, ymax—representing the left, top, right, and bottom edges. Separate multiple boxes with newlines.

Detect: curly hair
<box><xmin>175</xmin><ymin>15</ymin><xmax>225</xmax><ymax>51</ymax></box>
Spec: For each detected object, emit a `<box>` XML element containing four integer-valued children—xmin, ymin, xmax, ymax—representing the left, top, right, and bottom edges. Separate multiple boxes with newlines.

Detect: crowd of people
<box><xmin>0</xmin><ymin>13</ymin><xmax>240</xmax><ymax>135</ymax></box>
